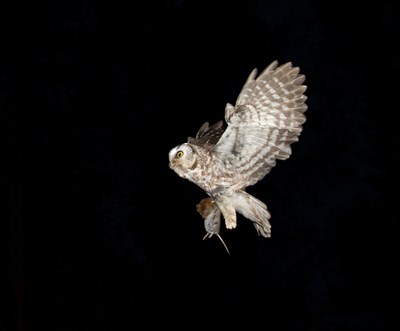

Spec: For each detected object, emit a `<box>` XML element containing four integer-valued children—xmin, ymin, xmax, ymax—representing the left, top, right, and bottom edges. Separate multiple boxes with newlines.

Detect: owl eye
<box><xmin>175</xmin><ymin>151</ymin><xmax>184</xmax><ymax>159</ymax></box>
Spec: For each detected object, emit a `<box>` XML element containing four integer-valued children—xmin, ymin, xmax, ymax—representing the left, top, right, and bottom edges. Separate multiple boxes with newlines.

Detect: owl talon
<box><xmin>225</xmin><ymin>221</ymin><xmax>237</xmax><ymax>229</ymax></box>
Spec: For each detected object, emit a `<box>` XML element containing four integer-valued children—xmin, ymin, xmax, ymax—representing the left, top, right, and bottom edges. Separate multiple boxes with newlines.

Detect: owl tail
<box><xmin>232</xmin><ymin>190</ymin><xmax>272</xmax><ymax>238</ymax></box>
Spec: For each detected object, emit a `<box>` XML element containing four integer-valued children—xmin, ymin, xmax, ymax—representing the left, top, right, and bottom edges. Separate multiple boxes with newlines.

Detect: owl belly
<box><xmin>187</xmin><ymin>166</ymin><xmax>235</xmax><ymax>195</ymax></box>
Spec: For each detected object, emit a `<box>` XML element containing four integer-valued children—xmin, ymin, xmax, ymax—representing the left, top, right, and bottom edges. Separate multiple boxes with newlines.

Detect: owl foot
<box><xmin>225</xmin><ymin>220</ymin><xmax>237</xmax><ymax>229</ymax></box>
<box><xmin>214</xmin><ymin>197</ymin><xmax>237</xmax><ymax>230</ymax></box>
<box><xmin>203</xmin><ymin>232</ymin><xmax>230</xmax><ymax>255</ymax></box>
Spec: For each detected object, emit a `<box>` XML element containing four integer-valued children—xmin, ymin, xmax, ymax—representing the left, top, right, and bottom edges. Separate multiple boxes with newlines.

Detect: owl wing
<box><xmin>213</xmin><ymin>60</ymin><xmax>308</xmax><ymax>187</ymax></box>
<box><xmin>187</xmin><ymin>120</ymin><xmax>225</xmax><ymax>150</ymax></box>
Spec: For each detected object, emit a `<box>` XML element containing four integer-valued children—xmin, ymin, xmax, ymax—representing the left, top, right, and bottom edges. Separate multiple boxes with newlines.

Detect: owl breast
<box><xmin>185</xmin><ymin>147</ymin><xmax>237</xmax><ymax>195</ymax></box>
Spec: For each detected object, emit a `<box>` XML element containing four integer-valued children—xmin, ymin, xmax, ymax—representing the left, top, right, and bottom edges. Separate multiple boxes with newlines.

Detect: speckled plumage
<box><xmin>168</xmin><ymin>60</ymin><xmax>307</xmax><ymax>246</ymax></box>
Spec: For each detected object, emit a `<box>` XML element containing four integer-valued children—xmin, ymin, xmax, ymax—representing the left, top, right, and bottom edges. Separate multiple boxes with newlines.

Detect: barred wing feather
<box><xmin>213</xmin><ymin>61</ymin><xmax>308</xmax><ymax>187</ymax></box>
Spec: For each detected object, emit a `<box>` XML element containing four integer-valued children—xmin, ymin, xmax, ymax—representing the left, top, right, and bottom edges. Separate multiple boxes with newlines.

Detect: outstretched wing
<box><xmin>187</xmin><ymin>120</ymin><xmax>225</xmax><ymax>150</ymax></box>
<box><xmin>213</xmin><ymin>60</ymin><xmax>307</xmax><ymax>187</ymax></box>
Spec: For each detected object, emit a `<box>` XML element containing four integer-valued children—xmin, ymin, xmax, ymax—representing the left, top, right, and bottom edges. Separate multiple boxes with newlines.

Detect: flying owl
<box><xmin>168</xmin><ymin>60</ymin><xmax>307</xmax><ymax>250</ymax></box>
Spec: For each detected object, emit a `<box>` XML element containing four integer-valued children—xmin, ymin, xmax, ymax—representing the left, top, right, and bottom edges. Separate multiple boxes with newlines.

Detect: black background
<box><xmin>1</xmin><ymin>0</ymin><xmax>397</xmax><ymax>330</ymax></box>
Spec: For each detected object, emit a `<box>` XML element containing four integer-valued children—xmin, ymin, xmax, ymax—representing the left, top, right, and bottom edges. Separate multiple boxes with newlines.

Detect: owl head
<box><xmin>168</xmin><ymin>143</ymin><xmax>197</xmax><ymax>177</ymax></box>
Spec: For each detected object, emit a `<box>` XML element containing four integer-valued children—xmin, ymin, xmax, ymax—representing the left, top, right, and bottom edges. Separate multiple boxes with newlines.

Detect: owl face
<box><xmin>168</xmin><ymin>143</ymin><xmax>196</xmax><ymax>177</ymax></box>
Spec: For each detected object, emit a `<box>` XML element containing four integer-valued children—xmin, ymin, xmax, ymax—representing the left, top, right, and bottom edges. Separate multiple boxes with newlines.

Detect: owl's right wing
<box><xmin>213</xmin><ymin>60</ymin><xmax>308</xmax><ymax>187</ymax></box>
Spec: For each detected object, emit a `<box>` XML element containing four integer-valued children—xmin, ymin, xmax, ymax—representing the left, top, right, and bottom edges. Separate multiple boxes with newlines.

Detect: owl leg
<box><xmin>214</xmin><ymin>196</ymin><xmax>237</xmax><ymax>230</ymax></box>
<box><xmin>220</xmin><ymin>205</ymin><xmax>237</xmax><ymax>229</ymax></box>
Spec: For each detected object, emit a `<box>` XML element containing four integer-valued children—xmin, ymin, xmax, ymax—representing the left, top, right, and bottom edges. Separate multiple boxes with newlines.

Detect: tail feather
<box><xmin>231</xmin><ymin>190</ymin><xmax>272</xmax><ymax>238</ymax></box>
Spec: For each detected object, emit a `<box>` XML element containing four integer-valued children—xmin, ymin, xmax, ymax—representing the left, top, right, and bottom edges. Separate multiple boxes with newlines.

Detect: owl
<box><xmin>168</xmin><ymin>60</ymin><xmax>307</xmax><ymax>251</ymax></box>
